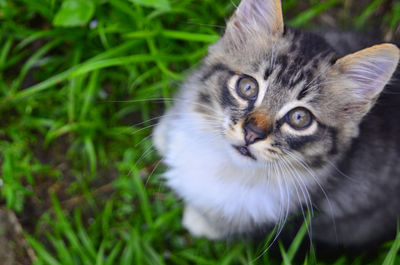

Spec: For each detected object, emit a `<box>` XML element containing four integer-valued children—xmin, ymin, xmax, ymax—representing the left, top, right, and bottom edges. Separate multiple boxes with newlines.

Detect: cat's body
<box><xmin>153</xmin><ymin>0</ymin><xmax>400</xmax><ymax>248</ymax></box>
<box><xmin>303</xmin><ymin>32</ymin><xmax>400</xmax><ymax>247</ymax></box>
<box><xmin>312</xmin><ymin>86</ymin><xmax>400</xmax><ymax>247</ymax></box>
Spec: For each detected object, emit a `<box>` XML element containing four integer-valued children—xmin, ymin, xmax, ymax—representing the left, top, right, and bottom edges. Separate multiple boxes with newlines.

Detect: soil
<box><xmin>0</xmin><ymin>208</ymin><xmax>36</xmax><ymax>265</ymax></box>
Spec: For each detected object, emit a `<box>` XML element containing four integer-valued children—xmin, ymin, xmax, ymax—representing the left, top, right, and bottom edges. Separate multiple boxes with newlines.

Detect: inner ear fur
<box><xmin>223</xmin><ymin>0</ymin><xmax>284</xmax><ymax>48</ymax></box>
<box><xmin>327</xmin><ymin>43</ymin><xmax>400</xmax><ymax>119</ymax></box>
<box><xmin>333</xmin><ymin>44</ymin><xmax>399</xmax><ymax>99</ymax></box>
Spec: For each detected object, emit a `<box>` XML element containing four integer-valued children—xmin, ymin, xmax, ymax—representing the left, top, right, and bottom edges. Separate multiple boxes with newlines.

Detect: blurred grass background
<box><xmin>0</xmin><ymin>0</ymin><xmax>399</xmax><ymax>264</ymax></box>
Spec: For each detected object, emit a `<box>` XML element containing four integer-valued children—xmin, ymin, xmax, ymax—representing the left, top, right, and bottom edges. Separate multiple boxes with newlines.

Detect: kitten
<box><xmin>153</xmin><ymin>0</ymin><xmax>400</xmax><ymax>248</ymax></box>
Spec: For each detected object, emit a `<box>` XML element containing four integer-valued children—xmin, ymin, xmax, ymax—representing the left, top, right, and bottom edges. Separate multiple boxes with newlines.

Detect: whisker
<box><xmin>131</xmin><ymin>117</ymin><xmax>224</xmax><ymax>136</ymax></box>
<box><xmin>134</xmin><ymin>132</ymin><xmax>154</xmax><ymax>148</ymax></box>
<box><xmin>255</xmin><ymin>161</ymin><xmax>284</xmax><ymax>258</ymax></box>
<box><xmin>135</xmin><ymin>141</ymin><xmax>156</xmax><ymax>167</ymax></box>
<box><xmin>130</xmin><ymin>110</ymin><xmax>224</xmax><ymax>130</ymax></box>
<box><xmin>281</xmin><ymin>155</ymin><xmax>314</xmax><ymax>217</ymax></box>
<box><xmin>112</xmin><ymin>97</ymin><xmax>221</xmax><ymax>116</ymax></box>
<box><xmin>280</xmin><ymin>155</ymin><xmax>314</xmax><ymax>245</ymax></box>
<box><xmin>282</xmin><ymin>149</ymin><xmax>338</xmax><ymax>243</ymax></box>
<box><xmin>265</xmin><ymin>161</ymin><xmax>290</xmax><ymax>252</ymax></box>
<box><xmin>325</xmin><ymin>159</ymin><xmax>359</xmax><ymax>183</ymax></box>
<box><xmin>184</xmin><ymin>20</ymin><xmax>226</xmax><ymax>30</ymax></box>
<box><xmin>145</xmin><ymin>158</ymin><xmax>164</xmax><ymax>186</ymax></box>
<box><xmin>278</xmin><ymin>160</ymin><xmax>291</xmax><ymax>232</ymax></box>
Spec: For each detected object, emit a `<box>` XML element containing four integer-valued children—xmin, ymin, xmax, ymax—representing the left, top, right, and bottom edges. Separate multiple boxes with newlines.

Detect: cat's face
<box><xmin>186</xmin><ymin>0</ymin><xmax>399</xmax><ymax>168</ymax></box>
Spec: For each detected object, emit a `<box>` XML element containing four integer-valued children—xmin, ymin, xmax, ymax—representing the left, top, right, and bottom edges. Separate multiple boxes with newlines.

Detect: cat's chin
<box><xmin>225</xmin><ymin>142</ymin><xmax>283</xmax><ymax>168</ymax></box>
<box><xmin>225</xmin><ymin>143</ymin><xmax>266</xmax><ymax>167</ymax></box>
<box><xmin>232</xmin><ymin>145</ymin><xmax>257</xmax><ymax>160</ymax></box>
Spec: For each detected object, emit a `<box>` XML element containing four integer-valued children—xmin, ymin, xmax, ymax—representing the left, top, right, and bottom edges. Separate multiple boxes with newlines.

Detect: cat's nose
<box><xmin>243</xmin><ymin>119</ymin><xmax>268</xmax><ymax>145</ymax></box>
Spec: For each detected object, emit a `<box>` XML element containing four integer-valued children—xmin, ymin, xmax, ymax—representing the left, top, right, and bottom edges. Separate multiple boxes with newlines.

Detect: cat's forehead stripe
<box><xmin>199</xmin><ymin>92</ymin><xmax>212</xmax><ymax>105</ymax></box>
<box><xmin>201</xmin><ymin>63</ymin><xmax>234</xmax><ymax>82</ymax></box>
<box><xmin>260</xmin><ymin>27</ymin><xmax>336</xmax><ymax>93</ymax></box>
<box><xmin>284</xmin><ymin>123</ymin><xmax>338</xmax><ymax>154</ymax></box>
<box><xmin>297</xmin><ymin>86</ymin><xmax>310</xmax><ymax>100</ymax></box>
<box><xmin>221</xmin><ymin>81</ymin><xmax>239</xmax><ymax>108</ymax></box>
<box><xmin>272</xmin><ymin>55</ymin><xmax>325</xmax><ymax>89</ymax></box>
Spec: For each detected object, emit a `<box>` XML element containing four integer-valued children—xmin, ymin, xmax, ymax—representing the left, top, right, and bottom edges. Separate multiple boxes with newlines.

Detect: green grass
<box><xmin>0</xmin><ymin>0</ymin><xmax>399</xmax><ymax>264</ymax></box>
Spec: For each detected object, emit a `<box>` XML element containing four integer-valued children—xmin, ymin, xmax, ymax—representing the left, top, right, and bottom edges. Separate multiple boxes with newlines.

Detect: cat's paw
<box><xmin>182</xmin><ymin>205</ymin><xmax>224</xmax><ymax>240</ymax></box>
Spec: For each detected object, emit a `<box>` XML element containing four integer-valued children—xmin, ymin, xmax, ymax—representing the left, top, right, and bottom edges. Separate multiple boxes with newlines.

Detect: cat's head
<box><xmin>188</xmin><ymin>0</ymin><xmax>399</xmax><ymax>168</ymax></box>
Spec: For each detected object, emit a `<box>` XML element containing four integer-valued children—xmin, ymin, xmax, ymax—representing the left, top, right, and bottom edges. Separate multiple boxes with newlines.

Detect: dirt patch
<box><xmin>0</xmin><ymin>208</ymin><xmax>37</xmax><ymax>265</ymax></box>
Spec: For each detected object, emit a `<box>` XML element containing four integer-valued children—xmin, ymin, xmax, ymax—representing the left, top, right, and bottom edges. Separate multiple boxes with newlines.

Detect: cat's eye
<box><xmin>236</xmin><ymin>76</ymin><xmax>259</xmax><ymax>100</ymax></box>
<box><xmin>286</xmin><ymin>107</ymin><xmax>313</xmax><ymax>130</ymax></box>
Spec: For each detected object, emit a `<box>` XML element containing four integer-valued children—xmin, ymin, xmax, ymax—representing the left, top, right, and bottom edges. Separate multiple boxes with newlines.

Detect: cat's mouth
<box><xmin>233</xmin><ymin>145</ymin><xmax>256</xmax><ymax>160</ymax></box>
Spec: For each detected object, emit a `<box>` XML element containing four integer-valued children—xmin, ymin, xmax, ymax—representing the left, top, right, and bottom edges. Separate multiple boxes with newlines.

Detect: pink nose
<box><xmin>243</xmin><ymin>120</ymin><xmax>268</xmax><ymax>145</ymax></box>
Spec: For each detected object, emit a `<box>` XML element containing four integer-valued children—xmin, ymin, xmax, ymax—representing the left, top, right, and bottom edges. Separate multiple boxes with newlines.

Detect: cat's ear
<box><xmin>328</xmin><ymin>44</ymin><xmax>399</xmax><ymax>119</ymax></box>
<box><xmin>333</xmin><ymin>44</ymin><xmax>399</xmax><ymax>99</ymax></box>
<box><xmin>223</xmin><ymin>0</ymin><xmax>284</xmax><ymax>47</ymax></box>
